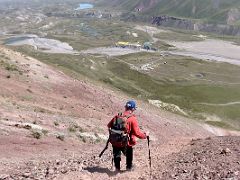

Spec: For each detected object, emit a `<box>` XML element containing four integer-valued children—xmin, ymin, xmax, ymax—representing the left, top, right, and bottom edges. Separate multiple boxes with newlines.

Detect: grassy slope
<box><xmin>3</xmin><ymin>6</ymin><xmax>239</xmax><ymax>130</ymax></box>
<box><xmin>115</xmin><ymin>53</ymin><xmax>240</xmax><ymax>129</ymax></box>
<box><xmin>11</xmin><ymin>44</ymin><xmax>240</xmax><ymax>130</ymax></box>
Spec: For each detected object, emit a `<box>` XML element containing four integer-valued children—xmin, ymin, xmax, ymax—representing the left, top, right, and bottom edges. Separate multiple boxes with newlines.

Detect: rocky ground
<box><xmin>0</xmin><ymin>45</ymin><xmax>239</xmax><ymax>180</ymax></box>
<box><xmin>161</xmin><ymin>136</ymin><xmax>240</xmax><ymax>180</ymax></box>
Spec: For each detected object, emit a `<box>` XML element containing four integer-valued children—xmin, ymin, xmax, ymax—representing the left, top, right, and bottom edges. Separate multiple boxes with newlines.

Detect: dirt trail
<box><xmin>198</xmin><ymin>101</ymin><xmax>240</xmax><ymax>106</ymax></box>
<box><xmin>0</xmin><ymin>45</ymin><xmax>238</xmax><ymax>179</ymax></box>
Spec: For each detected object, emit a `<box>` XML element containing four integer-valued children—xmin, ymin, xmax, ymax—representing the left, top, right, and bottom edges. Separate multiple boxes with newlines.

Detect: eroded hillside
<box><xmin>1</xmin><ymin>45</ymin><xmax>237</xmax><ymax>179</ymax></box>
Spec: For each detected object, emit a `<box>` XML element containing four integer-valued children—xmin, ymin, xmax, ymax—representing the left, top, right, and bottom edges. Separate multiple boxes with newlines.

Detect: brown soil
<box><xmin>0</xmin><ymin>45</ymin><xmax>239</xmax><ymax>179</ymax></box>
<box><xmin>161</xmin><ymin>136</ymin><xmax>240</xmax><ymax>180</ymax></box>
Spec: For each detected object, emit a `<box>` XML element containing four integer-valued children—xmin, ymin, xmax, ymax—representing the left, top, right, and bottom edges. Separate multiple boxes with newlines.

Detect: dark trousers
<box><xmin>113</xmin><ymin>146</ymin><xmax>133</xmax><ymax>170</ymax></box>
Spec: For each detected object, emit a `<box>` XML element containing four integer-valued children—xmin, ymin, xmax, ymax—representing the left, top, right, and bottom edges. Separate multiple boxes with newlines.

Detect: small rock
<box><xmin>56</xmin><ymin>160</ymin><xmax>60</xmax><ymax>165</ymax></box>
<box><xmin>221</xmin><ymin>148</ymin><xmax>231</xmax><ymax>154</ymax></box>
<box><xmin>182</xmin><ymin>169</ymin><xmax>187</xmax><ymax>173</ymax></box>
<box><xmin>193</xmin><ymin>171</ymin><xmax>199</xmax><ymax>179</ymax></box>
<box><xmin>0</xmin><ymin>174</ymin><xmax>10</xmax><ymax>179</ymax></box>
<box><xmin>61</xmin><ymin>169</ymin><xmax>68</xmax><ymax>174</ymax></box>
<box><xmin>22</xmin><ymin>172</ymin><xmax>31</xmax><ymax>178</ymax></box>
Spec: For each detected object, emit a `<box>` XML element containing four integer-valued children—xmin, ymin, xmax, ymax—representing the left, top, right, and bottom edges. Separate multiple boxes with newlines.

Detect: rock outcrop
<box><xmin>152</xmin><ymin>15</ymin><xmax>240</xmax><ymax>36</ymax></box>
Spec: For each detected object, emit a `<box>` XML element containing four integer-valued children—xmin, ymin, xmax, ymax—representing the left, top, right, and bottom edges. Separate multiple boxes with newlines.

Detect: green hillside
<box><xmin>98</xmin><ymin>0</ymin><xmax>240</xmax><ymax>25</ymax></box>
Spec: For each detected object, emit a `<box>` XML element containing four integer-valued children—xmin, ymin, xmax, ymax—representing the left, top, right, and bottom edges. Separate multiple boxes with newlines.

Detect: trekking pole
<box><xmin>99</xmin><ymin>138</ymin><xmax>110</xmax><ymax>158</ymax></box>
<box><xmin>147</xmin><ymin>136</ymin><xmax>152</xmax><ymax>176</ymax></box>
<box><xmin>99</xmin><ymin>130</ymin><xmax>111</xmax><ymax>158</ymax></box>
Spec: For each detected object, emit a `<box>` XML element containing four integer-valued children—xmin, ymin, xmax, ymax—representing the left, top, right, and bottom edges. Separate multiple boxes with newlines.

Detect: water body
<box><xmin>5</xmin><ymin>35</ymin><xmax>37</xmax><ymax>45</ymax></box>
<box><xmin>5</xmin><ymin>34</ymin><xmax>77</xmax><ymax>54</ymax></box>
<box><xmin>75</xmin><ymin>3</ymin><xmax>94</xmax><ymax>10</ymax></box>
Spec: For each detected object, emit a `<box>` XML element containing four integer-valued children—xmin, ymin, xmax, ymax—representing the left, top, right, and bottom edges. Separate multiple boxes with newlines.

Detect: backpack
<box><xmin>109</xmin><ymin>112</ymin><xmax>132</xmax><ymax>147</ymax></box>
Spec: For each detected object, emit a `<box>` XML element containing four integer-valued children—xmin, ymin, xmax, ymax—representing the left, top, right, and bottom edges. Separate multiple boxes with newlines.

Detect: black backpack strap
<box><xmin>118</xmin><ymin>112</ymin><xmax>123</xmax><ymax>116</ymax></box>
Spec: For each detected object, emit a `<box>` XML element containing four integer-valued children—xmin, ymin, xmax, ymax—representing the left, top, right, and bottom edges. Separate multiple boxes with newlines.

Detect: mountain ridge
<box><xmin>98</xmin><ymin>0</ymin><xmax>240</xmax><ymax>35</ymax></box>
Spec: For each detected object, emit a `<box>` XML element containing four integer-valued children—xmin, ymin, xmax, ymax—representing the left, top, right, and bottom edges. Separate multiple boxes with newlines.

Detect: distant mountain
<box><xmin>98</xmin><ymin>0</ymin><xmax>240</xmax><ymax>35</ymax></box>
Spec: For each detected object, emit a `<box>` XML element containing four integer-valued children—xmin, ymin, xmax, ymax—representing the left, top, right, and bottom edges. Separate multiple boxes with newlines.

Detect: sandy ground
<box><xmin>81</xmin><ymin>47</ymin><xmax>155</xmax><ymax>56</ymax></box>
<box><xmin>135</xmin><ymin>25</ymin><xmax>240</xmax><ymax>66</ymax></box>
<box><xmin>168</xmin><ymin>39</ymin><xmax>240</xmax><ymax>65</ymax></box>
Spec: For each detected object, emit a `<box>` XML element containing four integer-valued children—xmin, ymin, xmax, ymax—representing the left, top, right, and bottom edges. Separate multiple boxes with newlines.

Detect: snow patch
<box><xmin>132</xmin><ymin>33</ymin><xmax>138</xmax><ymax>37</ymax></box>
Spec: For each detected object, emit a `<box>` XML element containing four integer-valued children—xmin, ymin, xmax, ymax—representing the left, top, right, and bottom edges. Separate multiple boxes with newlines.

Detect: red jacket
<box><xmin>107</xmin><ymin>110</ymin><xmax>147</xmax><ymax>147</ymax></box>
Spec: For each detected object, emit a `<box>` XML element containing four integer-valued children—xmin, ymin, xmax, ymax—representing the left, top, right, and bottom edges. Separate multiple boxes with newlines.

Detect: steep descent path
<box><xmin>0</xmin><ymin>46</ymin><xmax>237</xmax><ymax>179</ymax></box>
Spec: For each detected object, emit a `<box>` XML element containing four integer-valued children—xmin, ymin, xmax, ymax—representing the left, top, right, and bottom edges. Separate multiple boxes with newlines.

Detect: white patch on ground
<box><xmin>148</xmin><ymin>100</ymin><xmax>188</xmax><ymax>116</ymax></box>
<box><xmin>1</xmin><ymin>120</ymin><xmax>43</xmax><ymax>131</ymax></box>
<box><xmin>89</xmin><ymin>59</ymin><xmax>97</xmax><ymax>70</ymax></box>
<box><xmin>82</xmin><ymin>47</ymin><xmax>155</xmax><ymax>56</ymax></box>
<box><xmin>5</xmin><ymin>35</ymin><xmax>77</xmax><ymax>54</ymax></box>
<box><xmin>204</xmin><ymin>114</ymin><xmax>223</xmax><ymax>122</ymax></box>
<box><xmin>97</xmin><ymin>134</ymin><xmax>108</xmax><ymax>141</ymax></box>
<box><xmin>198</xmin><ymin>101</ymin><xmax>240</xmax><ymax>106</ymax></box>
<box><xmin>202</xmin><ymin>124</ymin><xmax>240</xmax><ymax>136</ymax></box>
<box><xmin>140</xmin><ymin>63</ymin><xmax>155</xmax><ymax>71</ymax></box>
<box><xmin>40</xmin><ymin>22</ymin><xmax>54</xmax><ymax>30</ymax></box>
<box><xmin>0</xmin><ymin>127</ymin><xmax>9</xmax><ymax>135</ymax></box>
<box><xmin>76</xmin><ymin>132</ymin><xmax>108</xmax><ymax>141</ymax></box>
<box><xmin>132</xmin><ymin>32</ymin><xmax>138</xmax><ymax>37</ymax></box>
<box><xmin>16</xmin><ymin>16</ymin><xmax>29</xmax><ymax>21</ymax></box>
<box><xmin>192</xmin><ymin>34</ymin><xmax>207</xmax><ymax>39</ymax></box>
<box><xmin>139</xmin><ymin>60</ymin><xmax>160</xmax><ymax>71</ymax></box>
<box><xmin>168</xmin><ymin>39</ymin><xmax>240</xmax><ymax>66</ymax></box>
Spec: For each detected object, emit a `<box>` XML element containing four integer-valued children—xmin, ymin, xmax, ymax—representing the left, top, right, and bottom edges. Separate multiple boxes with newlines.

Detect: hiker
<box><xmin>107</xmin><ymin>100</ymin><xmax>148</xmax><ymax>171</ymax></box>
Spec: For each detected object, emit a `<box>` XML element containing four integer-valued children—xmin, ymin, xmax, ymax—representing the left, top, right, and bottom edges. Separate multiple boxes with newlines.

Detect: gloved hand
<box><xmin>145</xmin><ymin>131</ymin><xmax>150</xmax><ymax>138</ymax></box>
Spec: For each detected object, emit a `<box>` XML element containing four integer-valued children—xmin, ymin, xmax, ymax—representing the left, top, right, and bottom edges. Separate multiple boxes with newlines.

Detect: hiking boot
<box><xmin>126</xmin><ymin>165</ymin><xmax>135</xmax><ymax>171</ymax></box>
<box><xmin>115</xmin><ymin>168</ymin><xmax>121</xmax><ymax>173</ymax></box>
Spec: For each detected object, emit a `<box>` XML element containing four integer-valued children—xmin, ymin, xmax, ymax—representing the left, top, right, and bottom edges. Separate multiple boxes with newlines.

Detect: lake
<box><xmin>75</xmin><ymin>3</ymin><xmax>94</xmax><ymax>10</ymax></box>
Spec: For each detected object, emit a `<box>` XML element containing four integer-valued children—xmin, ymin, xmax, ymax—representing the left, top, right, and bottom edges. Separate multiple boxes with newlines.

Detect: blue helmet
<box><xmin>125</xmin><ymin>100</ymin><xmax>136</xmax><ymax>110</ymax></box>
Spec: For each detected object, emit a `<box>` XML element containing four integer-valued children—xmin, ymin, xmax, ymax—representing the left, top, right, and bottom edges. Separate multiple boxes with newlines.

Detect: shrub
<box><xmin>31</xmin><ymin>130</ymin><xmax>42</xmax><ymax>139</ymax></box>
<box><xmin>54</xmin><ymin>121</ymin><xmax>59</xmax><ymax>126</ymax></box>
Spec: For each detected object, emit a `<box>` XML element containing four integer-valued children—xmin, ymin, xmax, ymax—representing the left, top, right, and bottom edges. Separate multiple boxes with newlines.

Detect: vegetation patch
<box><xmin>0</xmin><ymin>59</ymin><xmax>21</xmax><ymax>74</ymax></box>
<box><xmin>154</xmin><ymin>30</ymin><xmax>204</xmax><ymax>42</ymax></box>
<box><xmin>68</xmin><ymin>123</ymin><xmax>84</xmax><ymax>133</ymax></box>
<box><xmin>31</xmin><ymin>130</ymin><xmax>42</xmax><ymax>139</ymax></box>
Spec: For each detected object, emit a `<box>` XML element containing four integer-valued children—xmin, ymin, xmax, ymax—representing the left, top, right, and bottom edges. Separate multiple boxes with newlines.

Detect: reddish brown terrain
<box><xmin>0</xmin><ymin>46</ymin><xmax>239</xmax><ymax>179</ymax></box>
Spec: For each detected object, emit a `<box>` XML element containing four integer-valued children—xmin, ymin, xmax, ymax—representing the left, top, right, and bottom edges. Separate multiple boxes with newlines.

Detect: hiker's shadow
<box><xmin>84</xmin><ymin>166</ymin><xmax>122</xmax><ymax>176</ymax></box>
